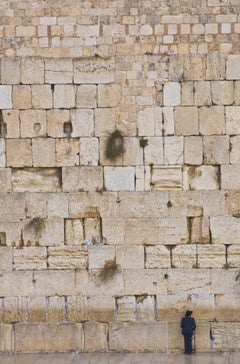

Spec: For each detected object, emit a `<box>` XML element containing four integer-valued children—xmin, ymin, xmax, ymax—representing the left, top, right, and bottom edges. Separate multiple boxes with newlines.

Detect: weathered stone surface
<box><xmin>74</xmin><ymin>58</ymin><xmax>115</xmax><ymax>84</ymax></box>
<box><xmin>0</xmin><ymin>193</ymin><xmax>25</xmax><ymax>219</ymax></box>
<box><xmin>15</xmin><ymin>323</ymin><xmax>83</xmax><ymax>351</ymax></box>
<box><xmin>151</xmin><ymin>166</ymin><xmax>182</xmax><ymax>190</ymax></box>
<box><xmin>184</xmin><ymin>136</ymin><xmax>203</xmax><ymax>165</ymax></box>
<box><xmin>163</xmin><ymin>82</ymin><xmax>181</xmax><ymax>106</ymax></box>
<box><xmin>226</xmin><ymin>55</ymin><xmax>240</xmax><ymax>80</ymax></box>
<box><xmin>32</xmin><ymin>85</ymin><xmax>53</xmax><ymax>109</ymax></box>
<box><xmin>0</xmin><ymin>86</ymin><xmax>12</xmax><ymax>109</ymax></box>
<box><xmin>145</xmin><ymin>245</ymin><xmax>171</xmax><ymax>269</ymax></box>
<box><xmin>21</xmin><ymin>58</ymin><xmax>44</xmax><ymax>84</ymax></box>
<box><xmin>174</xmin><ymin>107</ymin><xmax>198</xmax><ymax>135</ymax></box>
<box><xmin>116</xmin><ymin>296</ymin><xmax>136</xmax><ymax>321</ymax></box>
<box><xmin>226</xmin><ymin>106</ymin><xmax>240</xmax><ymax>134</ymax></box>
<box><xmin>197</xmin><ymin>244</ymin><xmax>225</xmax><ymax>269</ymax></box>
<box><xmin>79</xmin><ymin>138</ymin><xmax>99</xmax><ymax>166</ymax></box>
<box><xmin>123</xmin><ymin>269</ymin><xmax>167</xmax><ymax>295</ymax></box>
<box><xmin>23</xmin><ymin>218</ymin><xmax>64</xmax><ymax>247</ymax></box>
<box><xmin>53</xmin><ymin>85</ymin><xmax>75</xmax><ymax>108</ymax></box>
<box><xmin>199</xmin><ymin>106</ymin><xmax>225</xmax><ymax>135</ymax></box>
<box><xmin>0</xmin><ymin>271</ymin><xmax>33</xmax><ymax>297</ymax></box>
<box><xmin>20</xmin><ymin>110</ymin><xmax>47</xmax><ymax>138</ymax></box>
<box><xmin>32</xmin><ymin>138</ymin><xmax>56</xmax><ymax>167</ymax></box>
<box><xmin>86</xmin><ymin>295</ymin><xmax>115</xmax><ymax>321</ymax></box>
<box><xmin>116</xmin><ymin>245</ymin><xmax>144</xmax><ymax>269</ymax></box>
<box><xmin>47</xmin><ymin>296</ymin><xmax>65</xmax><ymax>322</ymax></box>
<box><xmin>45</xmin><ymin>58</ymin><xmax>73</xmax><ymax>84</ymax></box>
<box><xmin>12</xmin><ymin>168</ymin><xmax>62</xmax><ymax>192</ymax></box>
<box><xmin>71</xmin><ymin>109</ymin><xmax>94</xmax><ymax>137</ymax></box>
<box><xmin>48</xmin><ymin>246</ymin><xmax>88</xmax><ymax>269</ymax></box>
<box><xmin>0</xmin><ymin>324</ymin><xmax>14</xmax><ymax>351</ymax></box>
<box><xmin>65</xmin><ymin>219</ymin><xmax>84</xmax><ymax>245</ymax></box>
<box><xmin>172</xmin><ymin>245</ymin><xmax>197</xmax><ymax>269</ymax></box>
<box><xmin>1</xmin><ymin>58</ymin><xmax>21</xmax><ymax>84</ymax></box>
<box><xmin>84</xmin><ymin>322</ymin><xmax>108</xmax><ymax>350</ymax></box>
<box><xmin>211</xmin><ymin>81</ymin><xmax>234</xmax><ymax>105</ymax></box>
<box><xmin>33</xmin><ymin>270</ymin><xmax>76</xmax><ymax>296</ymax></box>
<box><xmin>138</xmin><ymin>107</ymin><xmax>162</xmax><ymax>136</ymax></box>
<box><xmin>62</xmin><ymin>166</ymin><xmax>103</xmax><ymax>192</ymax></box>
<box><xmin>13</xmin><ymin>247</ymin><xmax>47</xmax><ymax>270</ymax></box>
<box><xmin>76</xmin><ymin>84</ymin><xmax>97</xmax><ymax>108</ymax></box>
<box><xmin>12</xmin><ymin>85</ymin><xmax>31</xmax><ymax>109</ymax></box>
<box><xmin>6</xmin><ymin>139</ymin><xmax>32</xmax><ymax>167</ymax></box>
<box><xmin>211</xmin><ymin>322</ymin><xmax>240</xmax><ymax>350</ymax></box>
<box><xmin>210</xmin><ymin>216</ymin><xmax>240</xmax><ymax>244</ymax></box>
<box><xmin>194</xmin><ymin>81</ymin><xmax>211</xmax><ymax>106</ymax></box>
<box><xmin>28</xmin><ymin>296</ymin><xmax>47</xmax><ymax>322</ymax></box>
<box><xmin>104</xmin><ymin>167</ymin><xmax>135</xmax><ymax>191</ymax></box>
<box><xmin>203</xmin><ymin>135</ymin><xmax>229</xmax><ymax>165</ymax></box>
<box><xmin>67</xmin><ymin>296</ymin><xmax>87</xmax><ymax>322</ymax></box>
<box><xmin>88</xmin><ymin>245</ymin><xmax>115</xmax><ymax>269</ymax></box>
<box><xmin>56</xmin><ymin>138</ymin><xmax>79</xmax><ymax>167</ymax></box>
<box><xmin>166</xmin><ymin>269</ymin><xmax>211</xmax><ymax>295</ymax></box>
<box><xmin>47</xmin><ymin>109</ymin><xmax>70</xmax><ymax>138</ymax></box>
<box><xmin>2</xmin><ymin>110</ymin><xmax>20</xmax><ymax>138</ymax></box>
<box><xmin>3</xmin><ymin>296</ymin><xmax>27</xmax><ymax>324</ymax></box>
<box><xmin>183</xmin><ymin>166</ymin><xmax>219</xmax><ymax>190</ymax></box>
<box><xmin>98</xmin><ymin>84</ymin><xmax>121</xmax><ymax>107</ymax></box>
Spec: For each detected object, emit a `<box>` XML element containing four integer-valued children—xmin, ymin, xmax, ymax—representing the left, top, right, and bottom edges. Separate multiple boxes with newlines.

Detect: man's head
<box><xmin>185</xmin><ymin>310</ymin><xmax>193</xmax><ymax>317</ymax></box>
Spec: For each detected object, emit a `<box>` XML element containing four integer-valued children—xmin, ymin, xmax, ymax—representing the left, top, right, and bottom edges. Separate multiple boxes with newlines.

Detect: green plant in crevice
<box><xmin>139</xmin><ymin>137</ymin><xmax>148</xmax><ymax>148</ymax></box>
<box><xmin>25</xmin><ymin>217</ymin><xmax>45</xmax><ymax>234</ymax></box>
<box><xmin>99</xmin><ymin>259</ymin><xmax>119</xmax><ymax>282</ymax></box>
<box><xmin>105</xmin><ymin>130</ymin><xmax>124</xmax><ymax>161</ymax></box>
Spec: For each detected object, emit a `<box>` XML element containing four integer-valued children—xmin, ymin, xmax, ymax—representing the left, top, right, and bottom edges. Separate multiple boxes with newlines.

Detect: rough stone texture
<box><xmin>0</xmin><ymin>0</ymin><xmax>240</xmax><ymax>354</ymax></box>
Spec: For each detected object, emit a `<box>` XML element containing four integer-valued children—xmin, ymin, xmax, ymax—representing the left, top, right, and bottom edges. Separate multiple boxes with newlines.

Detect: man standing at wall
<box><xmin>181</xmin><ymin>310</ymin><xmax>196</xmax><ymax>355</ymax></box>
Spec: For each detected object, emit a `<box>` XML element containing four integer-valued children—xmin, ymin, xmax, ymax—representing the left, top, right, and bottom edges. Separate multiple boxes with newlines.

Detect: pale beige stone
<box><xmin>88</xmin><ymin>245</ymin><xmax>115</xmax><ymax>269</ymax></box>
<box><xmin>199</xmin><ymin>106</ymin><xmax>225</xmax><ymax>135</ymax></box>
<box><xmin>0</xmin><ymin>271</ymin><xmax>33</xmax><ymax>296</ymax></box>
<box><xmin>84</xmin><ymin>217</ymin><xmax>102</xmax><ymax>241</ymax></box>
<box><xmin>235</xmin><ymin>80</ymin><xmax>240</xmax><ymax>105</ymax></box>
<box><xmin>6</xmin><ymin>139</ymin><xmax>32</xmax><ymax>167</ymax></box>
<box><xmin>215</xmin><ymin>295</ymin><xmax>240</xmax><ymax>321</ymax></box>
<box><xmin>13</xmin><ymin>247</ymin><xmax>47</xmax><ymax>270</ymax></box>
<box><xmin>86</xmin><ymin>295</ymin><xmax>115</xmax><ymax>321</ymax></box>
<box><xmin>226</xmin><ymin>55</ymin><xmax>240</xmax><ymax>80</ymax></box>
<box><xmin>184</xmin><ymin>136</ymin><xmax>203</xmax><ymax>165</ymax></box>
<box><xmin>33</xmin><ymin>270</ymin><xmax>76</xmax><ymax>296</ymax></box>
<box><xmin>163</xmin><ymin>82</ymin><xmax>181</xmax><ymax>106</ymax></box>
<box><xmin>2</xmin><ymin>110</ymin><xmax>20</xmax><ymax>138</ymax></box>
<box><xmin>203</xmin><ymin>135</ymin><xmax>229</xmax><ymax>165</ymax></box>
<box><xmin>15</xmin><ymin>323</ymin><xmax>83</xmax><ymax>351</ymax></box>
<box><xmin>138</xmin><ymin>107</ymin><xmax>162</xmax><ymax>136</ymax></box>
<box><xmin>184</xmin><ymin>55</ymin><xmax>205</xmax><ymax>81</ymax></box>
<box><xmin>164</xmin><ymin>136</ymin><xmax>183</xmax><ymax>165</ymax></box>
<box><xmin>211</xmin><ymin>269</ymin><xmax>239</xmax><ymax>295</ymax></box>
<box><xmin>62</xmin><ymin>166</ymin><xmax>103</xmax><ymax>192</ymax></box>
<box><xmin>45</xmin><ymin>58</ymin><xmax>73</xmax><ymax>84</ymax></box>
<box><xmin>71</xmin><ymin>109</ymin><xmax>94</xmax><ymax>137</ymax></box>
<box><xmin>183</xmin><ymin>166</ymin><xmax>219</xmax><ymax>190</ymax></box>
<box><xmin>47</xmin><ymin>109</ymin><xmax>71</xmax><ymax>138</ymax></box>
<box><xmin>32</xmin><ymin>138</ymin><xmax>56</xmax><ymax>167</ymax></box>
<box><xmin>211</xmin><ymin>322</ymin><xmax>240</xmax><ymax>350</ymax></box>
<box><xmin>123</xmin><ymin>137</ymin><xmax>143</xmax><ymax>166</ymax></box>
<box><xmin>25</xmin><ymin>193</ymin><xmax>47</xmax><ymax>218</ymax></box>
<box><xmin>0</xmin><ymin>247</ymin><xmax>12</xmax><ymax>271</ymax></box>
<box><xmin>46</xmin><ymin>193</ymin><xmax>68</xmax><ymax>218</ymax></box>
<box><xmin>166</xmin><ymin>269</ymin><xmax>211</xmax><ymax>295</ymax></box>
<box><xmin>28</xmin><ymin>296</ymin><xmax>47</xmax><ymax>322</ymax></box>
<box><xmin>0</xmin><ymin>221</ymin><xmax>23</xmax><ymax>247</ymax></box>
<box><xmin>74</xmin><ymin>57</ymin><xmax>115</xmax><ymax>84</ymax></box>
<box><xmin>104</xmin><ymin>166</ymin><xmax>135</xmax><ymax>191</ymax></box>
<box><xmin>4</xmin><ymin>297</ymin><xmax>27</xmax><ymax>323</ymax></box>
<box><xmin>0</xmin><ymin>324</ymin><xmax>14</xmax><ymax>351</ymax></box>
<box><xmin>0</xmin><ymin>139</ymin><xmax>5</xmax><ymax>167</ymax></box>
<box><xmin>137</xmin><ymin>295</ymin><xmax>156</xmax><ymax>321</ymax></box>
<box><xmin>145</xmin><ymin>245</ymin><xmax>171</xmax><ymax>268</ymax></box>
<box><xmin>197</xmin><ymin>244</ymin><xmax>225</xmax><ymax>268</ymax></box>
<box><xmin>12</xmin><ymin>85</ymin><xmax>32</xmax><ymax>109</ymax></box>
<box><xmin>32</xmin><ymin>85</ymin><xmax>53</xmax><ymax>109</ymax></box>
<box><xmin>98</xmin><ymin>84</ymin><xmax>121</xmax><ymax>107</ymax></box>
<box><xmin>116</xmin><ymin>245</ymin><xmax>144</xmax><ymax>269</ymax></box>
<box><xmin>181</xmin><ymin>82</ymin><xmax>194</xmax><ymax>106</ymax></box>
<box><xmin>221</xmin><ymin>165</ymin><xmax>240</xmax><ymax>189</ymax></box>
<box><xmin>206</xmin><ymin>53</ymin><xmax>226</xmax><ymax>80</ymax></box>
<box><xmin>211</xmin><ymin>81</ymin><xmax>234</xmax><ymax>105</ymax></box>
<box><xmin>21</xmin><ymin>58</ymin><xmax>44</xmax><ymax>84</ymax></box>
<box><xmin>162</xmin><ymin>107</ymin><xmax>174</xmax><ymax>135</ymax></box>
<box><xmin>102</xmin><ymin>218</ymin><xmax>125</xmax><ymax>245</ymax></box>
<box><xmin>76</xmin><ymin>85</ymin><xmax>97</xmax><ymax>108</ymax></box>
<box><xmin>65</xmin><ymin>219</ymin><xmax>84</xmax><ymax>246</ymax></box>
<box><xmin>95</xmin><ymin>108</ymin><xmax>115</xmax><ymax>137</ymax></box>
<box><xmin>12</xmin><ymin>168</ymin><xmax>61</xmax><ymax>192</ymax></box>
<box><xmin>79</xmin><ymin>137</ymin><xmax>99</xmax><ymax>166</ymax></box>
<box><xmin>144</xmin><ymin>137</ymin><xmax>163</xmax><ymax>165</ymax></box>
<box><xmin>124</xmin><ymin>269</ymin><xmax>167</xmax><ymax>295</ymax></box>
<box><xmin>151</xmin><ymin>166</ymin><xmax>182</xmax><ymax>190</ymax></box>
<box><xmin>230</xmin><ymin>136</ymin><xmax>240</xmax><ymax>164</ymax></box>
<box><xmin>48</xmin><ymin>246</ymin><xmax>87</xmax><ymax>269</ymax></box>
<box><xmin>1</xmin><ymin>58</ymin><xmax>20</xmax><ymax>84</ymax></box>
<box><xmin>174</xmin><ymin>107</ymin><xmax>198</xmax><ymax>135</ymax></box>
<box><xmin>20</xmin><ymin>110</ymin><xmax>46</xmax><ymax>138</ymax></box>
<box><xmin>226</xmin><ymin>106</ymin><xmax>240</xmax><ymax>134</ymax></box>
<box><xmin>47</xmin><ymin>296</ymin><xmax>65</xmax><ymax>322</ymax></box>
<box><xmin>53</xmin><ymin>84</ymin><xmax>75</xmax><ymax>108</ymax></box>
<box><xmin>23</xmin><ymin>218</ymin><xmax>64</xmax><ymax>247</ymax></box>
<box><xmin>85</xmin><ymin>322</ymin><xmax>108</xmax><ymax>350</ymax></box>
<box><xmin>0</xmin><ymin>86</ymin><xmax>12</xmax><ymax>109</ymax></box>
<box><xmin>56</xmin><ymin>138</ymin><xmax>79</xmax><ymax>166</ymax></box>
<box><xmin>172</xmin><ymin>245</ymin><xmax>197</xmax><ymax>268</ymax></box>
<box><xmin>210</xmin><ymin>216</ymin><xmax>240</xmax><ymax>244</ymax></box>
<box><xmin>228</xmin><ymin>245</ymin><xmax>240</xmax><ymax>268</ymax></box>
<box><xmin>116</xmin><ymin>296</ymin><xmax>136</xmax><ymax>321</ymax></box>
<box><xmin>124</xmin><ymin>217</ymin><xmax>159</xmax><ymax>245</ymax></box>
<box><xmin>194</xmin><ymin>81</ymin><xmax>211</xmax><ymax>106</ymax></box>
<box><xmin>67</xmin><ymin>296</ymin><xmax>87</xmax><ymax>322</ymax></box>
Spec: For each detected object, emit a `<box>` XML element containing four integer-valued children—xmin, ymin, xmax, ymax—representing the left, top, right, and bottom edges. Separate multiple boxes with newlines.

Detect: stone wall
<box><xmin>0</xmin><ymin>0</ymin><xmax>240</xmax><ymax>353</ymax></box>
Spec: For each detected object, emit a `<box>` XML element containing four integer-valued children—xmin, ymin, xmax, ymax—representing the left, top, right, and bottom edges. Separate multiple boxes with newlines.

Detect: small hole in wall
<box><xmin>0</xmin><ymin>232</ymin><xmax>6</xmax><ymax>246</ymax></box>
<box><xmin>63</xmin><ymin>121</ymin><xmax>73</xmax><ymax>135</ymax></box>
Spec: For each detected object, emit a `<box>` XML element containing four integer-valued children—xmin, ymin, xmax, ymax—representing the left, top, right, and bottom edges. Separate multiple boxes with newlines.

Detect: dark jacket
<box><xmin>181</xmin><ymin>316</ymin><xmax>196</xmax><ymax>335</ymax></box>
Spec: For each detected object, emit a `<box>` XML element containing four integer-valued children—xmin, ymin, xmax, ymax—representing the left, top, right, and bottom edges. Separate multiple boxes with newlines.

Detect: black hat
<box><xmin>185</xmin><ymin>310</ymin><xmax>193</xmax><ymax>316</ymax></box>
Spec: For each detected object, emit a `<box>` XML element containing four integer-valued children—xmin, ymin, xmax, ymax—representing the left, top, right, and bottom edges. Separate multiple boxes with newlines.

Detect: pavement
<box><xmin>0</xmin><ymin>352</ymin><xmax>240</xmax><ymax>364</ymax></box>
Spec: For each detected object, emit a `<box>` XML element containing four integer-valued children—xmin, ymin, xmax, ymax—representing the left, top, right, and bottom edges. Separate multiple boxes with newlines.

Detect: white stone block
<box><xmin>138</xmin><ymin>107</ymin><xmax>162</xmax><ymax>136</ymax></box>
<box><xmin>163</xmin><ymin>82</ymin><xmax>181</xmax><ymax>106</ymax></box>
<box><xmin>162</xmin><ymin>107</ymin><xmax>174</xmax><ymax>135</ymax></box>
<box><xmin>104</xmin><ymin>167</ymin><xmax>135</xmax><ymax>191</ymax></box>
<box><xmin>20</xmin><ymin>110</ymin><xmax>47</xmax><ymax>138</ymax></box>
<box><xmin>144</xmin><ymin>137</ymin><xmax>163</xmax><ymax>165</ymax></box>
<box><xmin>95</xmin><ymin>108</ymin><xmax>115</xmax><ymax>137</ymax></box>
<box><xmin>145</xmin><ymin>245</ymin><xmax>171</xmax><ymax>268</ymax></box>
<box><xmin>62</xmin><ymin>166</ymin><xmax>103</xmax><ymax>192</ymax></box>
<box><xmin>71</xmin><ymin>109</ymin><xmax>94</xmax><ymax>137</ymax></box>
<box><xmin>164</xmin><ymin>136</ymin><xmax>183</xmax><ymax>165</ymax></box>
<box><xmin>184</xmin><ymin>136</ymin><xmax>203</xmax><ymax>165</ymax></box>
<box><xmin>98</xmin><ymin>84</ymin><xmax>122</xmax><ymax>107</ymax></box>
<box><xmin>183</xmin><ymin>166</ymin><xmax>219</xmax><ymax>190</ymax></box>
<box><xmin>226</xmin><ymin>106</ymin><xmax>240</xmax><ymax>134</ymax></box>
<box><xmin>0</xmin><ymin>86</ymin><xmax>12</xmax><ymax>109</ymax></box>
<box><xmin>53</xmin><ymin>85</ymin><xmax>75</xmax><ymax>108</ymax></box>
<box><xmin>210</xmin><ymin>216</ymin><xmax>240</xmax><ymax>244</ymax></box>
<box><xmin>151</xmin><ymin>166</ymin><xmax>182</xmax><ymax>190</ymax></box>
<box><xmin>221</xmin><ymin>165</ymin><xmax>240</xmax><ymax>189</ymax></box>
<box><xmin>56</xmin><ymin>138</ymin><xmax>79</xmax><ymax>167</ymax></box>
<box><xmin>226</xmin><ymin>55</ymin><xmax>240</xmax><ymax>80</ymax></box>
<box><xmin>80</xmin><ymin>138</ymin><xmax>99</xmax><ymax>166</ymax></box>
<box><xmin>32</xmin><ymin>138</ymin><xmax>56</xmax><ymax>167</ymax></box>
<box><xmin>88</xmin><ymin>245</ymin><xmax>115</xmax><ymax>269</ymax></box>
<box><xmin>116</xmin><ymin>245</ymin><xmax>144</xmax><ymax>269</ymax></box>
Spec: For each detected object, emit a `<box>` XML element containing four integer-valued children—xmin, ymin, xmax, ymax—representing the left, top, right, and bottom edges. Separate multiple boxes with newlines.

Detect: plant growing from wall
<box><xmin>99</xmin><ymin>259</ymin><xmax>119</xmax><ymax>282</ymax></box>
<box><xmin>139</xmin><ymin>137</ymin><xmax>148</xmax><ymax>148</ymax></box>
<box><xmin>25</xmin><ymin>217</ymin><xmax>45</xmax><ymax>234</ymax></box>
<box><xmin>105</xmin><ymin>130</ymin><xmax>124</xmax><ymax>161</ymax></box>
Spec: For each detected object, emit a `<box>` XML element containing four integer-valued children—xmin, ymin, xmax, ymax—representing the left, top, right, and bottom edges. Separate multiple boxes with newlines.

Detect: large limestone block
<box><xmin>47</xmin><ymin>109</ymin><xmax>70</xmax><ymax>138</ymax></box>
<box><xmin>12</xmin><ymin>168</ymin><xmax>61</xmax><ymax>192</ymax></box>
<box><xmin>115</xmin><ymin>296</ymin><xmax>136</xmax><ymax>321</ymax></box>
<box><xmin>226</xmin><ymin>55</ymin><xmax>240</xmax><ymax>80</ymax></box>
<box><xmin>123</xmin><ymin>269</ymin><xmax>167</xmax><ymax>295</ymax></box>
<box><xmin>181</xmin><ymin>82</ymin><xmax>194</xmax><ymax>106</ymax></box>
<box><xmin>163</xmin><ymin>82</ymin><xmax>181</xmax><ymax>106</ymax></box>
<box><xmin>6</xmin><ymin>139</ymin><xmax>32</xmax><ymax>167</ymax></box>
<box><xmin>199</xmin><ymin>106</ymin><xmax>225</xmax><ymax>135</ymax></box>
<box><xmin>0</xmin><ymin>324</ymin><xmax>14</xmax><ymax>351</ymax></box>
<box><xmin>33</xmin><ymin>270</ymin><xmax>76</xmax><ymax>296</ymax></box>
<box><xmin>86</xmin><ymin>295</ymin><xmax>115</xmax><ymax>321</ymax></box>
<box><xmin>95</xmin><ymin>108</ymin><xmax>115</xmax><ymax>137</ymax></box>
<box><xmin>184</xmin><ymin>136</ymin><xmax>203</xmax><ymax>165</ymax></box>
<box><xmin>123</xmin><ymin>137</ymin><xmax>143</xmax><ymax>166</ymax></box>
<box><xmin>25</xmin><ymin>192</ymin><xmax>47</xmax><ymax>218</ymax></box>
<box><xmin>190</xmin><ymin>216</ymin><xmax>210</xmax><ymax>244</ymax></box>
<box><xmin>98</xmin><ymin>84</ymin><xmax>121</xmax><ymax>107</ymax></box>
<box><xmin>203</xmin><ymin>135</ymin><xmax>229</xmax><ymax>165</ymax></box>
<box><xmin>12</xmin><ymin>85</ymin><xmax>31</xmax><ymax>109</ymax></box>
<box><xmin>193</xmin><ymin>321</ymin><xmax>211</xmax><ymax>351</ymax></box>
<box><xmin>206</xmin><ymin>53</ymin><xmax>226</xmax><ymax>80</ymax></box>
<box><xmin>46</xmin><ymin>193</ymin><xmax>68</xmax><ymax>218</ymax></box>
<box><xmin>74</xmin><ymin>57</ymin><xmax>115</xmax><ymax>84</ymax></box>
<box><xmin>211</xmin><ymin>81</ymin><xmax>234</xmax><ymax>105</ymax></box>
<box><xmin>45</xmin><ymin>58</ymin><xmax>73</xmax><ymax>84</ymax></box>
<box><xmin>211</xmin><ymin>322</ymin><xmax>240</xmax><ymax>350</ymax></box>
<box><xmin>20</xmin><ymin>110</ymin><xmax>46</xmax><ymax>138</ymax></box>
<box><xmin>84</xmin><ymin>217</ymin><xmax>102</xmax><ymax>243</ymax></box>
<box><xmin>202</xmin><ymin>190</ymin><xmax>225</xmax><ymax>217</ymax></box>
<box><xmin>174</xmin><ymin>107</ymin><xmax>198</xmax><ymax>135</ymax></box>
<box><xmin>62</xmin><ymin>166</ymin><xmax>103</xmax><ymax>192</ymax></box>
<box><xmin>197</xmin><ymin>244</ymin><xmax>225</xmax><ymax>268</ymax></box>
<box><xmin>109</xmin><ymin>322</ymin><xmax>168</xmax><ymax>351</ymax></box>
<box><xmin>85</xmin><ymin>322</ymin><xmax>108</xmax><ymax>351</ymax></box>
<box><xmin>116</xmin><ymin>245</ymin><xmax>144</xmax><ymax>269</ymax></box>
<box><xmin>194</xmin><ymin>81</ymin><xmax>211</xmax><ymax>106</ymax></box>
<box><xmin>23</xmin><ymin>218</ymin><xmax>64</xmax><ymax>247</ymax></box>
<box><xmin>145</xmin><ymin>245</ymin><xmax>171</xmax><ymax>269</ymax></box>
<box><xmin>76</xmin><ymin>269</ymin><xmax>124</xmax><ymax>296</ymax></box>
<box><xmin>48</xmin><ymin>246</ymin><xmax>87</xmax><ymax>269</ymax></box>
<box><xmin>137</xmin><ymin>107</ymin><xmax>162</xmax><ymax>136</ymax></box>
<box><xmin>226</xmin><ymin>106</ymin><xmax>240</xmax><ymax>134</ymax></box>
<box><xmin>162</xmin><ymin>107</ymin><xmax>174</xmax><ymax>135</ymax></box>
<box><xmin>168</xmin><ymin>321</ymin><xmax>183</xmax><ymax>351</ymax></box>
<box><xmin>56</xmin><ymin>138</ymin><xmax>79</xmax><ymax>167</ymax></box>
<box><xmin>151</xmin><ymin>166</ymin><xmax>182</xmax><ymax>190</ymax></box>
<box><xmin>28</xmin><ymin>296</ymin><xmax>47</xmax><ymax>322</ymax></box>
<box><xmin>0</xmin><ymin>271</ymin><xmax>33</xmax><ymax>296</ymax></box>
<box><xmin>230</xmin><ymin>135</ymin><xmax>240</xmax><ymax>164</ymax></box>
<box><xmin>47</xmin><ymin>296</ymin><xmax>65</xmax><ymax>322</ymax></box>
<box><xmin>0</xmin><ymin>193</ymin><xmax>25</xmax><ymax>219</ymax></box>
<box><xmin>169</xmin><ymin>55</ymin><xmax>184</xmax><ymax>82</ymax></box>
<box><xmin>0</xmin><ymin>86</ymin><xmax>12</xmax><ymax>109</ymax></box>
<box><xmin>164</xmin><ymin>136</ymin><xmax>183</xmax><ymax>165</ymax></box>
<box><xmin>13</xmin><ymin>247</ymin><xmax>47</xmax><ymax>270</ymax></box>
<box><xmin>3</xmin><ymin>296</ymin><xmax>27</xmax><ymax>324</ymax></box>
<box><xmin>210</xmin><ymin>216</ymin><xmax>240</xmax><ymax>244</ymax></box>
<box><xmin>88</xmin><ymin>245</ymin><xmax>115</xmax><ymax>269</ymax></box>
<box><xmin>32</xmin><ymin>85</ymin><xmax>53</xmax><ymax>109</ymax></box>
<box><xmin>71</xmin><ymin>109</ymin><xmax>94</xmax><ymax>137</ymax></box>
<box><xmin>15</xmin><ymin>323</ymin><xmax>83</xmax><ymax>351</ymax></box>
<box><xmin>53</xmin><ymin>85</ymin><xmax>75</xmax><ymax>108</ymax></box>
<box><xmin>227</xmin><ymin>245</ymin><xmax>240</xmax><ymax>268</ymax></box>
<box><xmin>211</xmin><ymin>269</ymin><xmax>239</xmax><ymax>295</ymax></box>
<box><xmin>2</xmin><ymin>110</ymin><xmax>20</xmax><ymax>138</ymax></box>
<box><xmin>222</xmin><ymin>165</ymin><xmax>240</xmax><ymax>189</ymax></box>
<box><xmin>159</xmin><ymin>217</ymin><xmax>187</xmax><ymax>244</ymax></box>
<box><xmin>144</xmin><ymin>137</ymin><xmax>163</xmax><ymax>165</ymax></box>
<box><xmin>235</xmin><ymin>81</ymin><xmax>240</xmax><ymax>105</ymax></box>
<box><xmin>76</xmin><ymin>85</ymin><xmax>97</xmax><ymax>108</ymax></box>
<box><xmin>172</xmin><ymin>245</ymin><xmax>197</xmax><ymax>269</ymax></box>
<box><xmin>67</xmin><ymin>296</ymin><xmax>87</xmax><ymax>322</ymax></box>
<box><xmin>79</xmin><ymin>137</ymin><xmax>99</xmax><ymax>166</ymax></box>
<box><xmin>183</xmin><ymin>166</ymin><xmax>219</xmax><ymax>190</ymax></box>
<box><xmin>137</xmin><ymin>295</ymin><xmax>156</xmax><ymax>321</ymax></box>
<box><xmin>215</xmin><ymin>294</ymin><xmax>240</xmax><ymax>321</ymax></box>
<box><xmin>166</xmin><ymin>269</ymin><xmax>211</xmax><ymax>295</ymax></box>
<box><xmin>102</xmin><ymin>218</ymin><xmax>125</xmax><ymax>245</ymax></box>
<box><xmin>0</xmin><ymin>247</ymin><xmax>12</xmax><ymax>271</ymax></box>
<box><xmin>0</xmin><ymin>139</ymin><xmax>5</xmax><ymax>167</ymax></box>
<box><xmin>32</xmin><ymin>138</ymin><xmax>56</xmax><ymax>167</ymax></box>
<box><xmin>183</xmin><ymin>55</ymin><xmax>205</xmax><ymax>81</ymax></box>
<box><xmin>1</xmin><ymin>57</ymin><xmax>20</xmax><ymax>84</ymax></box>
<box><xmin>0</xmin><ymin>221</ymin><xmax>22</xmax><ymax>247</ymax></box>
<box><xmin>21</xmin><ymin>58</ymin><xmax>44</xmax><ymax>84</ymax></box>
<box><xmin>124</xmin><ymin>217</ymin><xmax>159</xmax><ymax>245</ymax></box>
<box><xmin>104</xmin><ymin>166</ymin><xmax>135</xmax><ymax>191</ymax></box>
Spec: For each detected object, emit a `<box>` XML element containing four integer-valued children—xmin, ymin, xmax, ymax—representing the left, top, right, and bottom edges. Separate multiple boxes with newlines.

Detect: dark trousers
<box><xmin>183</xmin><ymin>334</ymin><xmax>193</xmax><ymax>354</ymax></box>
